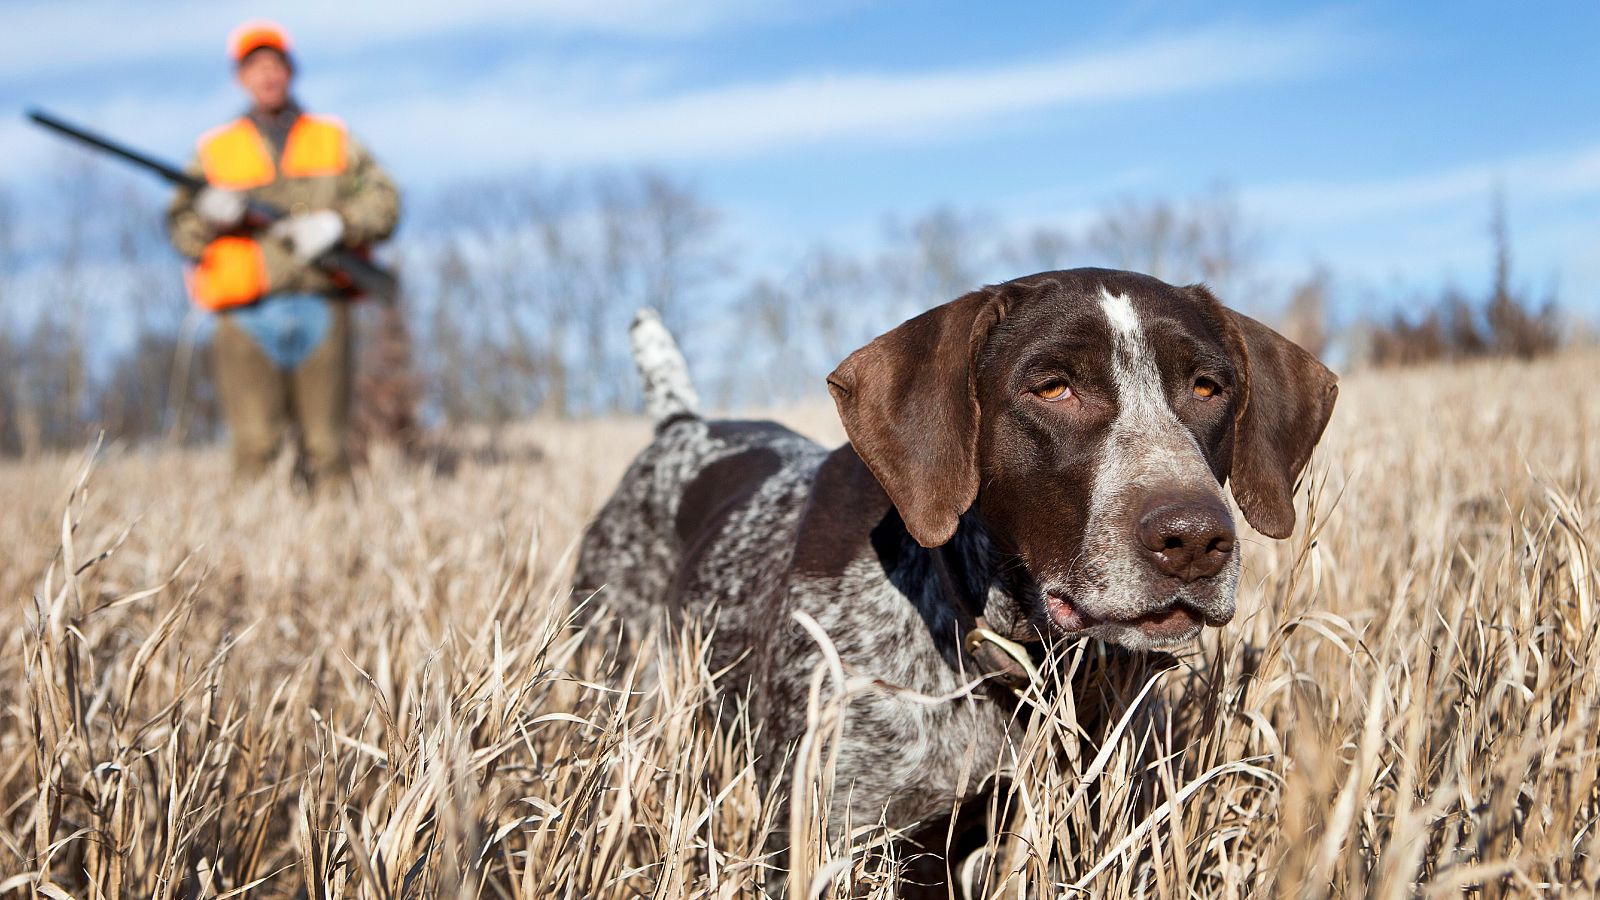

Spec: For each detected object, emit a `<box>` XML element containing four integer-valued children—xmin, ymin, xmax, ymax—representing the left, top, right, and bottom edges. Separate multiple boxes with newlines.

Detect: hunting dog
<box><xmin>575</xmin><ymin>268</ymin><xmax>1337</xmax><ymax>881</ymax></box>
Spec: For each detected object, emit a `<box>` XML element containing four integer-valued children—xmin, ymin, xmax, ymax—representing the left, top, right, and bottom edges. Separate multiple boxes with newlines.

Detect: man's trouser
<box><xmin>213</xmin><ymin>294</ymin><xmax>352</xmax><ymax>486</ymax></box>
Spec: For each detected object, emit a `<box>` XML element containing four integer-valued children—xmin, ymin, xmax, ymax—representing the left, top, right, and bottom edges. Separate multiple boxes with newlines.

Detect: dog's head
<box><xmin>828</xmin><ymin>268</ymin><xmax>1337</xmax><ymax>650</ymax></box>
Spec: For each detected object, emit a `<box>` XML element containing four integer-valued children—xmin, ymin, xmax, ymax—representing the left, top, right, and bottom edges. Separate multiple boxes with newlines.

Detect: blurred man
<box><xmin>167</xmin><ymin>20</ymin><xmax>399</xmax><ymax>487</ymax></box>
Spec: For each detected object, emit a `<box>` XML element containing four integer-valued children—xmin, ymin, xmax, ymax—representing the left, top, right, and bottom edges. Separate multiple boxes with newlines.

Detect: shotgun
<box><xmin>26</xmin><ymin>107</ymin><xmax>398</xmax><ymax>302</ymax></box>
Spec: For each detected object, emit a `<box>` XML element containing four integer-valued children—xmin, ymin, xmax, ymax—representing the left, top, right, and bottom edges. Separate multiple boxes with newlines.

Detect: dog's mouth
<box><xmin>1044</xmin><ymin>592</ymin><xmax>1208</xmax><ymax>645</ymax></box>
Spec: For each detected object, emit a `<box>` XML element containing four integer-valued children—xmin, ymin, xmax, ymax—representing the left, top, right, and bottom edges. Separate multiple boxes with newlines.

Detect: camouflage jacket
<box><xmin>166</xmin><ymin>102</ymin><xmax>400</xmax><ymax>299</ymax></box>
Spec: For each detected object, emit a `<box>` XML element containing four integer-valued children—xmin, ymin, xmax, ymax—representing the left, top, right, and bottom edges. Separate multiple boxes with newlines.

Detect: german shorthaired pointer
<box><xmin>575</xmin><ymin>268</ymin><xmax>1337</xmax><ymax>875</ymax></box>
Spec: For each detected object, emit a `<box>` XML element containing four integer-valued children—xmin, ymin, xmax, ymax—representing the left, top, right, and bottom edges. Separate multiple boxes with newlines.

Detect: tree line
<box><xmin>1358</xmin><ymin>189</ymin><xmax>1561</xmax><ymax>367</ymax></box>
<box><xmin>0</xmin><ymin>161</ymin><xmax>1567</xmax><ymax>458</ymax></box>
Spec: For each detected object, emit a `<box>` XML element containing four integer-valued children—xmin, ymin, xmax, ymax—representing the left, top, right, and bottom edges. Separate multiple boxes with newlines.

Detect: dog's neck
<box><xmin>870</xmin><ymin>508</ymin><xmax>1037</xmax><ymax>670</ymax></box>
<box><xmin>794</xmin><ymin>444</ymin><xmax>1040</xmax><ymax>676</ymax></box>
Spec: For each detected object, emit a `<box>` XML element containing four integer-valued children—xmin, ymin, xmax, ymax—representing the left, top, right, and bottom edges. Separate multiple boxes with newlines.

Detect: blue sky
<box><xmin>4</xmin><ymin>0</ymin><xmax>1598</xmax><ymax>318</ymax></box>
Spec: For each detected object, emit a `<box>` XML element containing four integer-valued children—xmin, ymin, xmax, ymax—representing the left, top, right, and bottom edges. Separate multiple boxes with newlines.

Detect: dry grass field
<box><xmin>2</xmin><ymin>349</ymin><xmax>1597</xmax><ymax>898</ymax></box>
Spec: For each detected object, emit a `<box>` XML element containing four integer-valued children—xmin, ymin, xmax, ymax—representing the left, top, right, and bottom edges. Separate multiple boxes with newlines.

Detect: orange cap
<box><xmin>228</xmin><ymin>20</ymin><xmax>292</xmax><ymax>64</ymax></box>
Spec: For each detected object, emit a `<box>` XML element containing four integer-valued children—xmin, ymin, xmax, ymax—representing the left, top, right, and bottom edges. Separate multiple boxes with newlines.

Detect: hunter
<box><xmin>167</xmin><ymin>20</ymin><xmax>399</xmax><ymax>487</ymax></box>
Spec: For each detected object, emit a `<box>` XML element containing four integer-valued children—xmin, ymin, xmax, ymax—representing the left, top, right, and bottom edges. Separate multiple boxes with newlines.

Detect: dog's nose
<box><xmin>1137</xmin><ymin>496</ymin><xmax>1236</xmax><ymax>582</ymax></box>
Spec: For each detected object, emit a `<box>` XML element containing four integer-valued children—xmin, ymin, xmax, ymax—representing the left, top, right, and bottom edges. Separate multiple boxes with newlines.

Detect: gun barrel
<box><xmin>27</xmin><ymin>109</ymin><xmax>203</xmax><ymax>191</ymax></box>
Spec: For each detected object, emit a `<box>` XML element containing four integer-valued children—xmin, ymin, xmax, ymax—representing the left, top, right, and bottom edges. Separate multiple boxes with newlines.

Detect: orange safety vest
<box><xmin>188</xmin><ymin>114</ymin><xmax>349</xmax><ymax>310</ymax></box>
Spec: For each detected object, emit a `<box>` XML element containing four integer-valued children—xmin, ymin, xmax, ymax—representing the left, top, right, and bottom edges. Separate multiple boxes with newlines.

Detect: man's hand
<box><xmin>195</xmin><ymin>187</ymin><xmax>247</xmax><ymax>230</ymax></box>
<box><xmin>270</xmin><ymin>209</ymin><xmax>345</xmax><ymax>262</ymax></box>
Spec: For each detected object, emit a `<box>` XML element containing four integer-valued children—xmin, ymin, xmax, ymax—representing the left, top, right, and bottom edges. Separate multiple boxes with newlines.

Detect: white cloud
<box><xmin>0</xmin><ymin>0</ymin><xmax>817</xmax><ymax>82</ymax></box>
<box><xmin>1233</xmin><ymin>144</ymin><xmax>1600</xmax><ymax>306</ymax></box>
<box><xmin>351</xmin><ymin>20</ymin><xmax>1352</xmax><ymax>173</ymax></box>
<box><xmin>1241</xmin><ymin>144</ymin><xmax>1600</xmax><ymax>226</ymax></box>
<box><xmin>4</xmin><ymin>17</ymin><xmax>1353</xmax><ymax>184</ymax></box>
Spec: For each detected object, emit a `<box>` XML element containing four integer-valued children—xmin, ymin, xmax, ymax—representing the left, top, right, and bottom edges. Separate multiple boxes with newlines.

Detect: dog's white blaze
<box><xmin>1097</xmin><ymin>287</ymin><xmax>1171</xmax><ymax>429</ymax></box>
<box><xmin>1099</xmin><ymin>289</ymin><xmax>1141</xmax><ymax>339</ymax></box>
<box><xmin>1066</xmin><ymin>287</ymin><xmax>1238</xmax><ymax>643</ymax></box>
<box><xmin>1092</xmin><ymin>286</ymin><xmax>1197</xmax><ymax>507</ymax></box>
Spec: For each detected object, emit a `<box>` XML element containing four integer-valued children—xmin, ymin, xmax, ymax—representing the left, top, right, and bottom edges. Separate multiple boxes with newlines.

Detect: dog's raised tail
<box><xmin>630</xmin><ymin>308</ymin><xmax>699</xmax><ymax>423</ymax></box>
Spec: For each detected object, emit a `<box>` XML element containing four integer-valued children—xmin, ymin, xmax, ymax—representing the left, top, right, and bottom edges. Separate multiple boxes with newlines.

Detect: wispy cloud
<box><xmin>4</xmin><ymin>17</ymin><xmax>1355</xmax><ymax>184</ymax></box>
<box><xmin>0</xmin><ymin>0</ymin><xmax>820</xmax><ymax>82</ymax></box>
<box><xmin>1242</xmin><ymin>144</ymin><xmax>1600</xmax><ymax>226</ymax></box>
<box><xmin>1232</xmin><ymin>143</ymin><xmax>1600</xmax><ymax>299</ymax></box>
<box><xmin>354</xmin><ymin>19</ymin><xmax>1354</xmax><ymax>173</ymax></box>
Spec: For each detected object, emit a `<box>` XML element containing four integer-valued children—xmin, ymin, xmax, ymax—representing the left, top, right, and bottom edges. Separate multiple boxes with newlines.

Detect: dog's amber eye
<box><xmin>1034</xmin><ymin>381</ymin><xmax>1071</xmax><ymax>401</ymax></box>
<box><xmin>1193</xmin><ymin>378</ymin><xmax>1220</xmax><ymax>399</ymax></box>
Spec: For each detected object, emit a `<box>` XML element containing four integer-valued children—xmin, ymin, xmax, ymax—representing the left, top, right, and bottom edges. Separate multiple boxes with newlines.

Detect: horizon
<box><xmin>3</xmin><ymin>1</ymin><xmax>1597</xmax><ymax>328</ymax></box>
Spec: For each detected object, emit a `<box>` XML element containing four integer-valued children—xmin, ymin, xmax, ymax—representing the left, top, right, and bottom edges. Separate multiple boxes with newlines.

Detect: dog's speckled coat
<box><xmin>575</xmin><ymin>268</ymin><xmax>1338</xmax><ymax>858</ymax></box>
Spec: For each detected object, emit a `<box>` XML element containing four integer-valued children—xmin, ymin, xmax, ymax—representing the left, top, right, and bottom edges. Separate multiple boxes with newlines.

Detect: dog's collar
<box><xmin>963</xmin><ymin>615</ymin><xmax>1039</xmax><ymax>690</ymax></box>
<box><xmin>925</xmin><ymin>544</ymin><xmax>1040</xmax><ymax>690</ymax></box>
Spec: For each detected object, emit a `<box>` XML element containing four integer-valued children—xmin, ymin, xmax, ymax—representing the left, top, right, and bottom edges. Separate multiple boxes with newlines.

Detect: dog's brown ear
<box><xmin>827</xmin><ymin>289</ymin><xmax>1008</xmax><ymax>547</ymax></box>
<box><xmin>1192</xmin><ymin>285</ymin><xmax>1339</xmax><ymax>539</ymax></box>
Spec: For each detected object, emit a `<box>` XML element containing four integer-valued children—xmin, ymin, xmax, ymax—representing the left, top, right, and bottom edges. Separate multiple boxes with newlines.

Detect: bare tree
<box><xmin>1087</xmin><ymin>196</ymin><xmax>1184</xmax><ymax>279</ymax></box>
<box><xmin>1085</xmin><ymin>186</ymin><xmax>1259</xmax><ymax>300</ymax></box>
<box><xmin>794</xmin><ymin>245</ymin><xmax>870</xmax><ymax>373</ymax></box>
<box><xmin>1281</xmin><ymin>268</ymin><xmax>1331</xmax><ymax>360</ymax></box>
<box><xmin>1363</xmin><ymin>187</ymin><xmax>1560</xmax><ymax>367</ymax></box>
<box><xmin>728</xmin><ymin>276</ymin><xmax>802</xmax><ymax>404</ymax></box>
<box><xmin>0</xmin><ymin>187</ymin><xmax>19</xmax><ymax>455</ymax></box>
<box><xmin>400</xmin><ymin>168</ymin><xmax>729</xmax><ymax>422</ymax></box>
<box><xmin>879</xmin><ymin>207</ymin><xmax>991</xmax><ymax>307</ymax></box>
<box><xmin>1484</xmin><ymin>184</ymin><xmax>1559</xmax><ymax>359</ymax></box>
<box><xmin>637</xmin><ymin>172</ymin><xmax>721</xmax><ymax>340</ymax></box>
<box><xmin>1002</xmin><ymin>225</ymin><xmax>1075</xmax><ymax>276</ymax></box>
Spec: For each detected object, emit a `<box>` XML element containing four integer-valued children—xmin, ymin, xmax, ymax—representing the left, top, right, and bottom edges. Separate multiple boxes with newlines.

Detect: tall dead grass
<box><xmin>2</xmin><ymin>351</ymin><xmax>1597</xmax><ymax>897</ymax></box>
